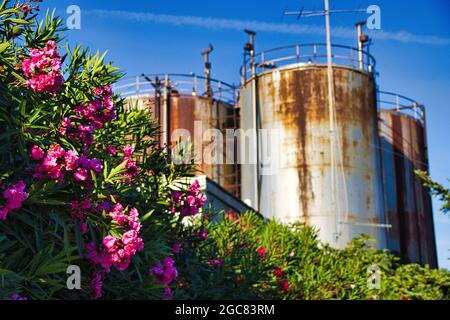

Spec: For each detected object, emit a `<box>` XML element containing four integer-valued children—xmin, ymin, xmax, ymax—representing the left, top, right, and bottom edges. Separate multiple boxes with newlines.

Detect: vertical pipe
<box><xmin>357</xmin><ymin>23</ymin><xmax>363</xmax><ymax>70</ymax></box>
<box><xmin>162</xmin><ymin>74</ymin><xmax>170</xmax><ymax>147</ymax></box>
<box><xmin>324</xmin><ymin>0</ymin><xmax>338</xmax><ymax>242</ymax></box>
<box><xmin>202</xmin><ymin>46</ymin><xmax>213</xmax><ymax>98</ymax></box>
<box><xmin>248</xmin><ymin>32</ymin><xmax>259</xmax><ymax>211</ymax></box>
<box><xmin>252</xmin><ymin>69</ymin><xmax>259</xmax><ymax>211</ymax></box>
<box><xmin>242</xmin><ymin>52</ymin><xmax>247</xmax><ymax>85</ymax></box>
<box><xmin>204</xmin><ymin>53</ymin><xmax>211</xmax><ymax>97</ymax></box>
<box><xmin>215</xmin><ymin>100</ymin><xmax>221</xmax><ymax>183</ymax></box>
<box><xmin>154</xmin><ymin>76</ymin><xmax>161</xmax><ymax>145</ymax></box>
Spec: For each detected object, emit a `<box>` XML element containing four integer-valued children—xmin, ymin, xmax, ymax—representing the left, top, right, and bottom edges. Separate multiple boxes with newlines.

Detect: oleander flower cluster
<box><xmin>21</xmin><ymin>40</ymin><xmax>63</xmax><ymax>93</ymax></box>
<box><xmin>150</xmin><ymin>257</ymin><xmax>178</xmax><ymax>300</ymax></box>
<box><xmin>10</xmin><ymin>293</ymin><xmax>28</xmax><ymax>300</ymax></box>
<box><xmin>60</xmin><ymin>85</ymin><xmax>116</xmax><ymax>149</ymax></box>
<box><xmin>17</xmin><ymin>1</ymin><xmax>40</xmax><ymax>15</ymax></box>
<box><xmin>169</xmin><ymin>180</ymin><xmax>207</xmax><ymax>217</ymax></box>
<box><xmin>30</xmin><ymin>144</ymin><xmax>102</xmax><ymax>185</ymax></box>
<box><xmin>86</xmin><ymin>207</ymin><xmax>144</xmax><ymax>272</ymax></box>
<box><xmin>74</xmin><ymin>85</ymin><xmax>116</xmax><ymax>129</ymax></box>
<box><xmin>120</xmin><ymin>145</ymin><xmax>139</xmax><ymax>182</ymax></box>
<box><xmin>85</xmin><ymin>205</ymin><xmax>144</xmax><ymax>298</ymax></box>
<box><xmin>0</xmin><ymin>180</ymin><xmax>28</xmax><ymax>221</ymax></box>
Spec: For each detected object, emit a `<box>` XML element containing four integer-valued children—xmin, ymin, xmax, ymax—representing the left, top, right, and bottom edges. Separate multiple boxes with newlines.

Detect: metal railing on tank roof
<box><xmin>377</xmin><ymin>91</ymin><xmax>425</xmax><ymax>125</ymax></box>
<box><xmin>241</xmin><ymin>43</ymin><xmax>376</xmax><ymax>82</ymax></box>
<box><xmin>113</xmin><ymin>73</ymin><xmax>238</xmax><ymax>105</ymax></box>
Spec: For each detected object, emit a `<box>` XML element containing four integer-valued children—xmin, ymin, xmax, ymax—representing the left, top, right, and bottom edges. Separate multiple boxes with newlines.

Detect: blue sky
<box><xmin>39</xmin><ymin>0</ymin><xmax>450</xmax><ymax>269</ymax></box>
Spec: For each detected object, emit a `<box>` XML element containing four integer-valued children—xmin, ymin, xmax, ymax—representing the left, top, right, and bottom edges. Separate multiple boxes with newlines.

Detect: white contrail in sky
<box><xmin>84</xmin><ymin>9</ymin><xmax>450</xmax><ymax>46</ymax></box>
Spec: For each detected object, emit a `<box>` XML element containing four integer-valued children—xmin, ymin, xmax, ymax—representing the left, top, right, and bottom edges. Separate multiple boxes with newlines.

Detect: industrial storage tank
<box><xmin>378</xmin><ymin>92</ymin><xmax>437</xmax><ymax>267</ymax></box>
<box><xmin>240</xmin><ymin>44</ymin><xmax>388</xmax><ymax>249</ymax></box>
<box><xmin>114</xmin><ymin>73</ymin><xmax>241</xmax><ymax>197</ymax></box>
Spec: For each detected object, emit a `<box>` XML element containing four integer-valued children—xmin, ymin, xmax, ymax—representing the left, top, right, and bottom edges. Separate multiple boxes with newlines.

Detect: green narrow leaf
<box><xmin>0</xmin><ymin>41</ymin><xmax>10</xmax><ymax>54</ymax></box>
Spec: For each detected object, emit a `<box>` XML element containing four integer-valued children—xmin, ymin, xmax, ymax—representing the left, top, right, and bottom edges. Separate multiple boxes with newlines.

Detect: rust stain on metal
<box><xmin>247</xmin><ymin>64</ymin><xmax>386</xmax><ymax>248</ymax></box>
<box><xmin>276</xmin><ymin>69</ymin><xmax>315</xmax><ymax>221</ymax></box>
<box><xmin>379</xmin><ymin>110</ymin><xmax>437</xmax><ymax>267</ymax></box>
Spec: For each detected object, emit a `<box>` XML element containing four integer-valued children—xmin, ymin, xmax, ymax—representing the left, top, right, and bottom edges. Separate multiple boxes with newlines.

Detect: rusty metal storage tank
<box><xmin>240</xmin><ymin>44</ymin><xmax>388</xmax><ymax>249</ymax></box>
<box><xmin>114</xmin><ymin>74</ymin><xmax>241</xmax><ymax>197</ymax></box>
<box><xmin>378</xmin><ymin>91</ymin><xmax>437</xmax><ymax>267</ymax></box>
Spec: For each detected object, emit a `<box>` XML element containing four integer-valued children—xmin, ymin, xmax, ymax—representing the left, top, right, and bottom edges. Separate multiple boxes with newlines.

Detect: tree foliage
<box><xmin>416</xmin><ymin>170</ymin><xmax>450</xmax><ymax>214</ymax></box>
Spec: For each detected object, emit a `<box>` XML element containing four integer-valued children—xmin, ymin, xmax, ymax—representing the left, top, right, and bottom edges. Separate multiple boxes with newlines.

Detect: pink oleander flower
<box><xmin>127</xmin><ymin>207</ymin><xmax>141</xmax><ymax>232</ymax></box>
<box><xmin>207</xmin><ymin>259</ymin><xmax>223</xmax><ymax>267</ymax></box>
<box><xmin>87</xmin><ymin>208</ymin><xmax>143</xmax><ymax>272</ymax></box>
<box><xmin>123</xmin><ymin>145</ymin><xmax>134</xmax><ymax>157</ymax></box>
<box><xmin>32</xmin><ymin>144</ymin><xmax>64</xmax><ymax>180</ymax></box>
<box><xmin>198</xmin><ymin>230</ymin><xmax>208</xmax><ymax>241</ymax></box>
<box><xmin>47</xmin><ymin>143</ymin><xmax>65</xmax><ymax>158</ymax></box>
<box><xmin>25</xmin><ymin>73</ymin><xmax>63</xmax><ymax>93</ymax></box>
<box><xmin>169</xmin><ymin>180</ymin><xmax>207</xmax><ymax>217</ymax></box>
<box><xmin>31</xmin><ymin>144</ymin><xmax>100</xmax><ymax>184</ymax></box>
<box><xmin>21</xmin><ymin>40</ymin><xmax>63</xmax><ymax>93</ymax></box>
<box><xmin>225</xmin><ymin>209</ymin><xmax>239</xmax><ymax>222</ymax></box>
<box><xmin>89</xmin><ymin>158</ymin><xmax>103</xmax><ymax>174</ymax></box>
<box><xmin>257</xmin><ymin>246</ymin><xmax>266</xmax><ymax>259</ymax></box>
<box><xmin>150</xmin><ymin>257</ymin><xmax>178</xmax><ymax>286</ymax></box>
<box><xmin>73</xmin><ymin>167</ymin><xmax>89</xmax><ymax>182</ymax></box>
<box><xmin>171</xmin><ymin>243</ymin><xmax>180</xmax><ymax>254</ymax></box>
<box><xmin>63</xmin><ymin>122</ymin><xmax>94</xmax><ymax>147</ymax></box>
<box><xmin>164</xmin><ymin>287</ymin><xmax>173</xmax><ymax>300</ymax></box>
<box><xmin>43</xmin><ymin>40</ymin><xmax>59</xmax><ymax>58</ymax></box>
<box><xmin>121</xmin><ymin>157</ymin><xmax>138</xmax><ymax>182</ymax></box>
<box><xmin>107</xmin><ymin>145</ymin><xmax>117</xmax><ymax>155</ymax></box>
<box><xmin>17</xmin><ymin>2</ymin><xmax>39</xmax><ymax>14</ymax></box>
<box><xmin>0</xmin><ymin>180</ymin><xmax>28</xmax><ymax>221</ymax></box>
<box><xmin>280</xmin><ymin>280</ymin><xmax>289</xmax><ymax>292</ymax></box>
<box><xmin>102</xmin><ymin>235</ymin><xmax>119</xmax><ymax>253</ymax></box>
<box><xmin>109</xmin><ymin>203</ymin><xmax>127</xmax><ymax>225</ymax></box>
<box><xmin>273</xmin><ymin>267</ymin><xmax>283</xmax><ymax>278</ymax></box>
<box><xmin>70</xmin><ymin>197</ymin><xmax>91</xmax><ymax>230</ymax></box>
<box><xmin>74</xmin><ymin>86</ymin><xmax>115</xmax><ymax>129</ymax></box>
<box><xmin>59</xmin><ymin>117</ymin><xmax>72</xmax><ymax>136</ymax></box>
<box><xmin>90</xmin><ymin>270</ymin><xmax>104</xmax><ymax>300</ymax></box>
<box><xmin>64</xmin><ymin>150</ymin><xmax>79</xmax><ymax>171</ymax></box>
<box><xmin>10</xmin><ymin>293</ymin><xmax>28</xmax><ymax>300</ymax></box>
<box><xmin>30</xmin><ymin>145</ymin><xmax>44</xmax><ymax>160</ymax></box>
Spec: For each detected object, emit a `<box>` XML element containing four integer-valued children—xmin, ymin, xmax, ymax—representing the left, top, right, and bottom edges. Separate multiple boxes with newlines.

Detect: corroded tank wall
<box><xmin>127</xmin><ymin>93</ymin><xmax>240</xmax><ymax>197</ymax></box>
<box><xmin>379</xmin><ymin>110</ymin><xmax>437</xmax><ymax>267</ymax></box>
<box><xmin>240</xmin><ymin>64</ymin><xmax>387</xmax><ymax>249</ymax></box>
<box><xmin>169</xmin><ymin>95</ymin><xmax>240</xmax><ymax>197</ymax></box>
